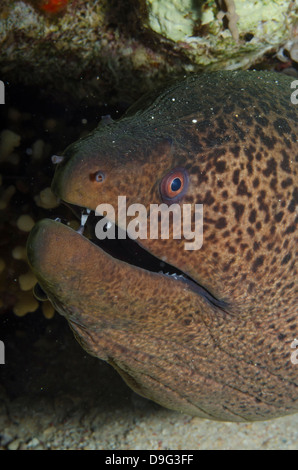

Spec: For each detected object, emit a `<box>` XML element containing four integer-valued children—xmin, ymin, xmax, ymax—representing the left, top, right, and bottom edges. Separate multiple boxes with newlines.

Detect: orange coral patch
<box><xmin>39</xmin><ymin>0</ymin><xmax>69</xmax><ymax>14</ymax></box>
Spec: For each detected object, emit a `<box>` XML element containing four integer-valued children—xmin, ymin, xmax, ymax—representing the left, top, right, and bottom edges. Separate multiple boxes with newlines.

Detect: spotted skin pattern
<box><xmin>27</xmin><ymin>71</ymin><xmax>297</xmax><ymax>421</ymax></box>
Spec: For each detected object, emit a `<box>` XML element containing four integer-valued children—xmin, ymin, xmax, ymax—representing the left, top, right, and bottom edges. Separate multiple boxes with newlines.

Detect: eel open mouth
<box><xmin>53</xmin><ymin>204</ymin><xmax>228</xmax><ymax>311</ymax></box>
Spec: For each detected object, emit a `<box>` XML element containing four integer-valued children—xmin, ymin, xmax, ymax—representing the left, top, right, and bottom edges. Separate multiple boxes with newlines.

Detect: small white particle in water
<box><xmin>192</xmin><ymin>119</ymin><xmax>197</xmax><ymax>123</ymax></box>
<box><xmin>81</xmin><ymin>118</ymin><xmax>87</xmax><ymax>124</ymax></box>
<box><xmin>172</xmin><ymin>98</ymin><xmax>175</xmax><ymax>101</ymax></box>
<box><xmin>151</xmin><ymin>116</ymin><xmax>155</xmax><ymax>119</ymax></box>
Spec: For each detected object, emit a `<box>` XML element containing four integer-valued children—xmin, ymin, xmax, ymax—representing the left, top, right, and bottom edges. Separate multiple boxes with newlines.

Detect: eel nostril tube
<box><xmin>51</xmin><ymin>155</ymin><xmax>65</xmax><ymax>164</ymax></box>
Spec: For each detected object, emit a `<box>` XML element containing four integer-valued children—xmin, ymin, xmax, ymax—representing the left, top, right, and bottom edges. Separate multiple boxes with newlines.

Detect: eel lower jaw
<box><xmin>61</xmin><ymin>205</ymin><xmax>228</xmax><ymax>312</ymax></box>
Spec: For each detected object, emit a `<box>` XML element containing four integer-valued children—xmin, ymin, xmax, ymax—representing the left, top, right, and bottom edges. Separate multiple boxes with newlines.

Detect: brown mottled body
<box><xmin>27</xmin><ymin>71</ymin><xmax>297</xmax><ymax>421</ymax></box>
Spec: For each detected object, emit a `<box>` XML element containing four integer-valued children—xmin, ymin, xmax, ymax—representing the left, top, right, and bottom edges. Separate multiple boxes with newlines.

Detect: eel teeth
<box><xmin>77</xmin><ymin>209</ymin><xmax>91</xmax><ymax>235</ymax></box>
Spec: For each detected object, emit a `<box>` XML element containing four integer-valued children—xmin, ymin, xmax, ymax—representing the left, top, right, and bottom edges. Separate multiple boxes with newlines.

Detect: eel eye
<box><xmin>91</xmin><ymin>171</ymin><xmax>105</xmax><ymax>183</ymax></box>
<box><xmin>160</xmin><ymin>167</ymin><xmax>189</xmax><ymax>203</ymax></box>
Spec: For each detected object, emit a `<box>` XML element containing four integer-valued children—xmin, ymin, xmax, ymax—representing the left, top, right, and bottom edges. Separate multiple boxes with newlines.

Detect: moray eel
<box><xmin>27</xmin><ymin>71</ymin><xmax>297</xmax><ymax>422</ymax></box>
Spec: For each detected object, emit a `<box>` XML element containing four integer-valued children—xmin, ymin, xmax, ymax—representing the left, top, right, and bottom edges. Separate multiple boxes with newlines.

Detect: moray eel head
<box><xmin>27</xmin><ymin>71</ymin><xmax>298</xmax><ymax>422</ymax></box>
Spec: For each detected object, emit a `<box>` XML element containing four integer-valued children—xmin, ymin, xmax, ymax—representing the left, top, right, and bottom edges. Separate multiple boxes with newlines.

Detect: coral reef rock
<box><xmin>0</xmin><ymin>0</ymin><xmax>297</xmax><ymax>104</ymax></box>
